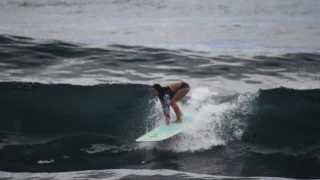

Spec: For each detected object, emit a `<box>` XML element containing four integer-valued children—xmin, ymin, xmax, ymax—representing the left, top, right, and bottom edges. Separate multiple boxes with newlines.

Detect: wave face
<box><xmin>0</xmin><ymin>34</ymin><xmax>320</xmax><ymax>179</ymax></box>
<box><xmin>243</xmin><ymin>88</ymin><xmax>320</xmax><ymax>147</ymax></box>
<box><xmin>1</xmin><ymin>82</ymin><xmax>320</xmax><ymax>178</ymax></box>
<box><xmin>0</xmin><ymin>82</ymin><xmax>150</xmax><ymax>136</ymax></box>
<box><xmin>1</xmin><ymin>83</ymin><xmax>320</xmax><ymax>146</ymax></box>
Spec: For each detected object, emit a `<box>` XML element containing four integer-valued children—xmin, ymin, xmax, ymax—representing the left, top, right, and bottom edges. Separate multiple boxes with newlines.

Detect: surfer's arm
<box><xmin>161</xmin><ymin>94</ymin><xmax>171</xmax><ymax>125</ymax></box>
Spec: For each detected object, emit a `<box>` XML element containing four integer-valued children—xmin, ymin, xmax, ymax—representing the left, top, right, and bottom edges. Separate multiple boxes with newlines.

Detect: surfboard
<box><xmin>136</xmin><ymin>116</ymin><xmax>193</xmax><ymax>142</ymax></box>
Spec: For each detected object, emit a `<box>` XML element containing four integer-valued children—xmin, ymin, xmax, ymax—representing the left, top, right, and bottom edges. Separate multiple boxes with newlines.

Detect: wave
<box><xmin>1</xmin><ymin>34</ymin><xmax>320</xmax><ymax>178</ymax></box>
<box><xmin>0</xmin><ymin>82</ymin><xmax>150</xmax><ymax>140</ymax></box>
<box><xmin>1</xmin><ymin>82</ymin><xmax>320</xmax><ymax>149</ymax></box>
<box><xmin>243</xmin><ymin>87</ymin><xmax>320</xmax><ymax>147</ymax></box>
<box><xmin>1</xmin><ymin>82</ymin><xmax>320</xmax><ymax>177</ymax></box>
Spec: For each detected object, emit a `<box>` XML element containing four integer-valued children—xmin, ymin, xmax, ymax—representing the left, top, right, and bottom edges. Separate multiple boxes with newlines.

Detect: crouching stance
<box><xmin>151</xmin><ymin>82</ymin><xmax>190</xmax><ymax>125</ymax></box>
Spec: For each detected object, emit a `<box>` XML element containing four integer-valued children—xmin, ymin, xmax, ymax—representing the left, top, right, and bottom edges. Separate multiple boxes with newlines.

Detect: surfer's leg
<box><xmin>171</xmin><ymin>88</ymin><xmax>190</xmax><ymax>123</ymax></box>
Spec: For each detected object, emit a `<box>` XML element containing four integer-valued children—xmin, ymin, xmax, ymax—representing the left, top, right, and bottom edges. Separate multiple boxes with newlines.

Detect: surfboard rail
<box><xmin>136</xmin><ymin>116</ymin><xmax>193</xmax><ymax>142</ymax></box>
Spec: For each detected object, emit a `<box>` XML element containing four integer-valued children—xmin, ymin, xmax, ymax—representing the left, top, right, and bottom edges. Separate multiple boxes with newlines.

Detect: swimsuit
<box><xmin>179</xmin><ymin>81</ymin><xmax>190</xmax><ymax>90</ymax></box>
<box><xmin>159</xmin><ymin>82</ymin><xmax>190</xmax><ymax>121</ymax></box>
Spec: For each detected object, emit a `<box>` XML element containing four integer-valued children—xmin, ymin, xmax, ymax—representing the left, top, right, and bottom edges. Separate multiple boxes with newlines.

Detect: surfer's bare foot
<box><xmin>173</xmin><ymin>119</ymin><xmax>182</xmax><ymax>124</ymax></box>
<box><xmin>165</xmin><ymin>120</ymin><xmax>170</xmax><ymax>126</ymax></box>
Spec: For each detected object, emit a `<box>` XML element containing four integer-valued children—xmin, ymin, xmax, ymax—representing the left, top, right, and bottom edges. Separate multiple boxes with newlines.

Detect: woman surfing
<box><xmin>151</xmin><ymin>82</ymin><xmax>190</xmax><ymax>125</ymax></box>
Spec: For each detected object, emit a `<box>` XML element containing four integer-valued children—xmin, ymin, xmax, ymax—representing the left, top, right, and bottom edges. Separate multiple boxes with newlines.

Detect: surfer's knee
<box><xmin>171</xmin><ymin>100</ymin><xmax>178</xmax><ymax>107</ymax></box>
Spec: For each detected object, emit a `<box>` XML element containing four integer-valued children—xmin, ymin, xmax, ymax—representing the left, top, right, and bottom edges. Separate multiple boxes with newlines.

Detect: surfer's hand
<box><xmin>165</xmin><ymin>120</ymin><xmax>170</xmax><ymax>126</ymax></box>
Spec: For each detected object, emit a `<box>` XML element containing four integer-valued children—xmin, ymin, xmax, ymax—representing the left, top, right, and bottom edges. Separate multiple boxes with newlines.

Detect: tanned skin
<box><xmin>151</xmin><ymin>82</ymin><xmax>190</xmax><ymax>125</ymax></box>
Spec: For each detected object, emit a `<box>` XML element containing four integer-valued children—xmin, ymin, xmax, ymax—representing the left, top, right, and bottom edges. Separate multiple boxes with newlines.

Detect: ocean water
<box><xmin>0</xmin><ymin>0</ymin><xmax>320</xmax><ymax>179</ymax></box>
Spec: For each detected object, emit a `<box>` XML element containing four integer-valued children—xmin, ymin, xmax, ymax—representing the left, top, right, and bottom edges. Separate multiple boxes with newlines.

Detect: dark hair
<box><xmin>152</xmin><ymin>84</ymin><xmax>164</xmax><ymax>97</ymax></box>
<box><xmin>152</xmin><ymin>84</ymin><xmax>162</xmax><ymax>91</ymax></box>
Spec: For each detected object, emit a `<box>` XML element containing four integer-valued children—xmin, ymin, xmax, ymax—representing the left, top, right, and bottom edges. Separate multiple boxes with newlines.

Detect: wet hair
<box><xmin>152</xmin><ymin>84</ymin><xmax>164</xmax><ymax>97</ymax></box>
<box><xmin>152</xmin><ymin>84</ymin><xmax>162</xmax><ymax>92</ymax></box>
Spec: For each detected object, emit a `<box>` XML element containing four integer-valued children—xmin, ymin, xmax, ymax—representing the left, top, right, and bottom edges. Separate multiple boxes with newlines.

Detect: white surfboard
<box><xmin>136</xmin><ymin>116</ymin><xmax>193</xmax><ymax>142</ymax></box>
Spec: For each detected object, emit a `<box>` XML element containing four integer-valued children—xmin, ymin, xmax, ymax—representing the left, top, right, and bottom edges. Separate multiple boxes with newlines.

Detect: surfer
<box><xmin>151</xmin><ymin>82</ymin><xmax>190</xmax><ymax>125</ymax></box>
